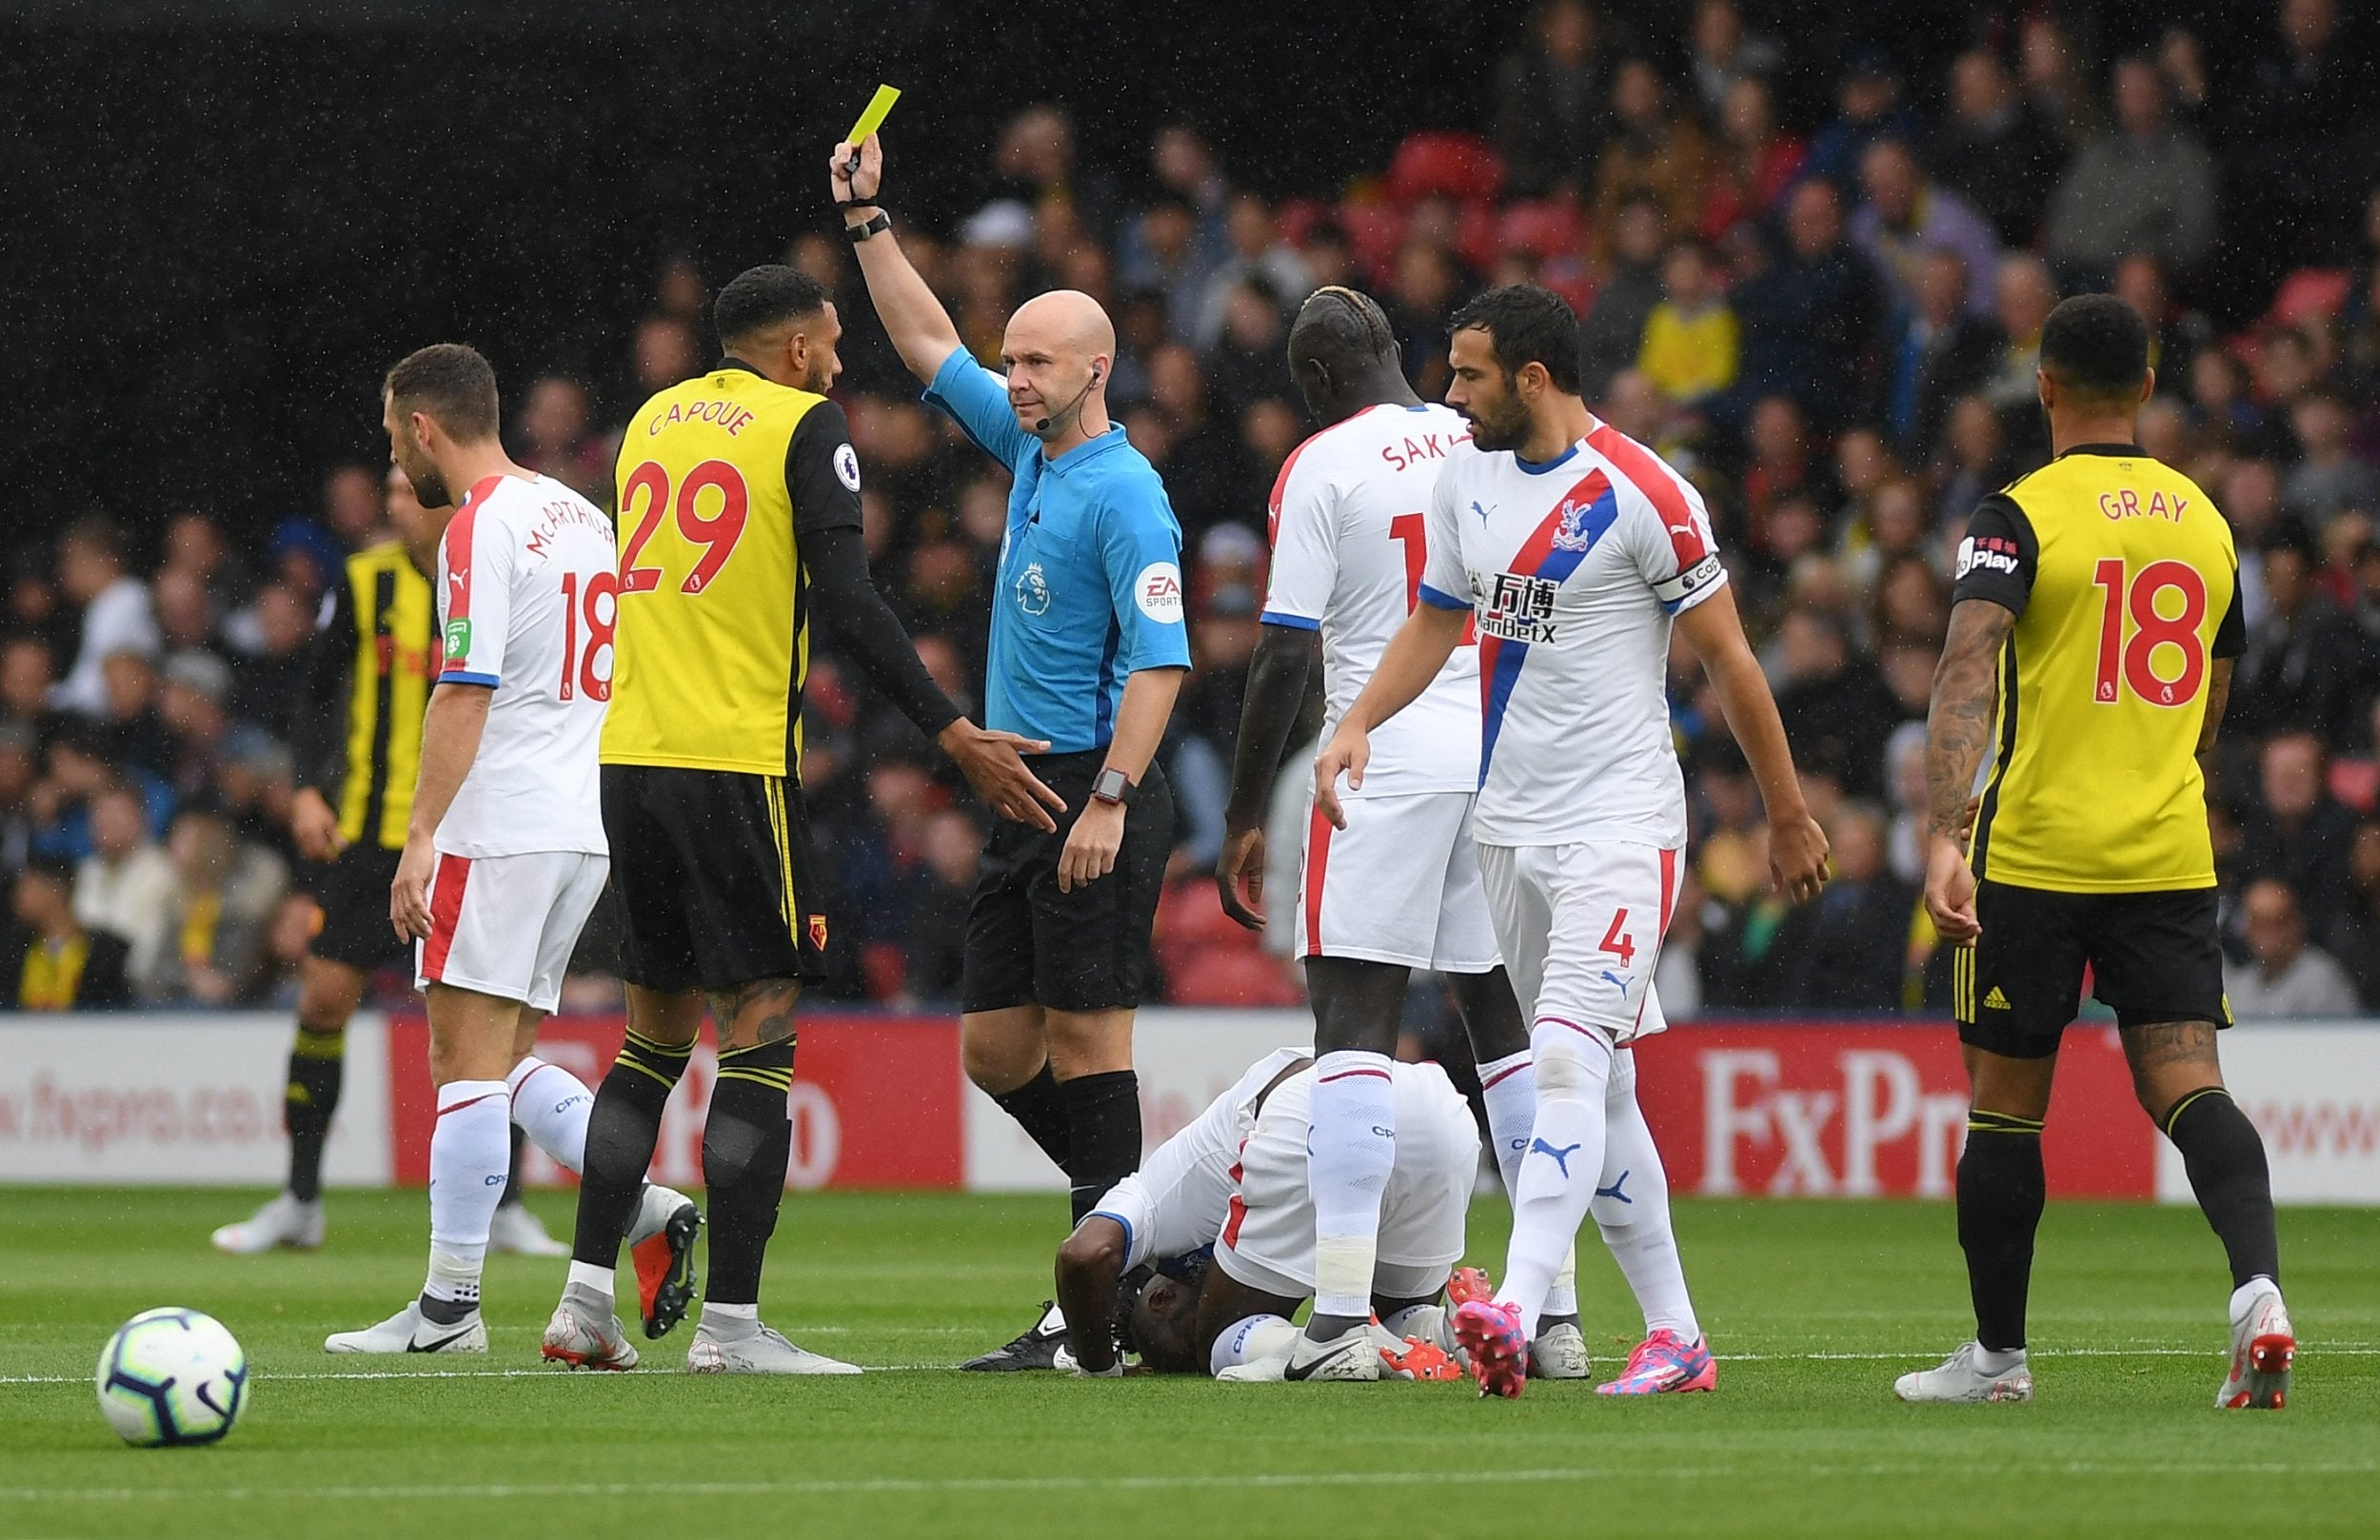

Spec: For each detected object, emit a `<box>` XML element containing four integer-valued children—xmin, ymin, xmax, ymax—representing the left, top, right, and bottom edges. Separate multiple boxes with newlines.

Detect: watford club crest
<box><xmin>806</xmin><ymin>914</ymin><xmax>830</xmax><ymax>951</ymax></box>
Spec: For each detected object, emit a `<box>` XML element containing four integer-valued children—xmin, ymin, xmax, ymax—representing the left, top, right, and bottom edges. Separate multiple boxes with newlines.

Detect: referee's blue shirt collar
<box><xmin>1041</xmin><ymin>425</ymin><xmax>1133</xmax><ymax>477</ymax></box>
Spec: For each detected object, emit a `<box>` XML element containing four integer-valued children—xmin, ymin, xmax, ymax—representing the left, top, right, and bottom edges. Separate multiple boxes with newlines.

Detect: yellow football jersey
<box><xmin>1954</xmin><ymin>444</ymin><xmax>2244</xmax><ymax>893</ymax></box>
<box><xmin>335</xmin><ymin>543</ymin><xmax>438</xmax><ymax>850</ymax></box>
<box><xmin>603</xmin><ymin>363</ymin><xmax>860</xmax><ymax>778</ymax></box>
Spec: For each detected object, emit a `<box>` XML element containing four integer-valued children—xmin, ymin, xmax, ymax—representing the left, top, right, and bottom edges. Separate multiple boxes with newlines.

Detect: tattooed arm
<box><xmin>1923</xmin><ymin>598</ymin><xmax>2014</xmax><ymax>942</ymax></box>
<box><xmin>2195</xmin><ymin>658</ymin><xmax>2234</xmax><ymax>783</ymax></box>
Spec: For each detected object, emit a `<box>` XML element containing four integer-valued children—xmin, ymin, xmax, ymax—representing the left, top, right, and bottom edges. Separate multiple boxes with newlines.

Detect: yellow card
<box><xmin>847</xmin><ymin>85</ymin><xmax>902</xmax><ymax>147</ymax></box>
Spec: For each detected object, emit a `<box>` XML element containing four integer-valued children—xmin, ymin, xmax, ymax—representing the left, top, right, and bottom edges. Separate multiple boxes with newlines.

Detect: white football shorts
<box><xmin>1298</xmin><ymin>790</ymin><xmax>1501</xmax><ymax>972</ymax></box>
<box><xmin>415</xmin><ymin>849</ymin><xmax>608</xmax><ymax>1013</ymax></box>
<box><xmin>1477</xmin><ymin>838</ymin><xmax>1681</xmax><ymax>1044</ymax></box>
<box><xmin>1215</xmin><ymin>1060</ymin><xmax>1479</xmax><ymax>1302</ymax></box>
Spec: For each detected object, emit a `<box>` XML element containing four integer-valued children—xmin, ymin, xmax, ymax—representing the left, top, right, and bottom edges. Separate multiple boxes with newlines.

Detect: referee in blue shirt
<box><xmin>835</xmin><ymin>134</ymin><xmax>1190</xmax><ymax>1371</ymax></box>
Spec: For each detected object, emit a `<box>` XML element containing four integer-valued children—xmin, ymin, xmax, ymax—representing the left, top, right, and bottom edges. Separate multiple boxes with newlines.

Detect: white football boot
<box><xmin>1529</xmin><ymin>1320</ymin><xmax>1593</xmax><ymax>1380</ymax></box>
<box><xmin>1281</xmin><ymin>1323</ymin><xmax>1383</xmax><ymax>1382</ymax></box>
<box><xmin>2217</xmin><ymin>1282</ymin><xmax>2294</xmax><ymax>1410</ymax></box>
<box><xmin>487</xmin><ymin>1201</ymin><xmax>571</xmax><ymax>1257</ymax></box>
<box><xmin>325</xmin><ymin>1299</ymin><xmax>487</xmax><ymax>1355</ymax></box>
<box><xmin>541</xmin><ymin>1292</ymin><xmax>640</xmax><ymax>1371</ymax></box>
<box><xmin>210</xmin><ymin>1193</ymin><xmax>325</xmax><ymax>1254</ymax></box>
<box><xmin>1894</xmin><ymin>1341</ymin><xmax>2033</xmax><ymax>1403</ymax></box>
<box><xmin>685</xmin><ymin>1320</ymin><xmax>861</xmax><ymax>1375</ymax></box>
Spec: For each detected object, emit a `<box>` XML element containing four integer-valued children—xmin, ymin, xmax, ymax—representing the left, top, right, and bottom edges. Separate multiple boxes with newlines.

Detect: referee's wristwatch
<box><xmin>844</xmin><ymin>208</ymin><xmax>890</xmax><ymax>244</ymax></box>
<box><xmin>1090</xmin><ymin>767</ymin><xmax>1135</xmax><ymax>807</ymax></box>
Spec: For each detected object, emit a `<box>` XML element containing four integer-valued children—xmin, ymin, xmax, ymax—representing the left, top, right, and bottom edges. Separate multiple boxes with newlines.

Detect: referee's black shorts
<box><xmin>1954</xmin><ymin>879</ymin><xmax>2231</xmax><ymax>1059</ymax></box>
<box><xmin>305</xmin><ymin>842</ymin><xmax>409</xmax><ymax>970</ymax></box>
<box><xmin>962</xmin><ymin>750</ymin><xmax>1174</xmax><ymax>1015</ymax></box>
<box><xmin>601</xmin><ymin>764</ymin><xmax>829</xmax><ymax>995</ymax></box>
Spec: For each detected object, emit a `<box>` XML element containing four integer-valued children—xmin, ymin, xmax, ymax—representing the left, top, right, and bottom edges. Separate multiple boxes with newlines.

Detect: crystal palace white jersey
<box><xmin>432</xmin><ymin>472</ymin><xmax>615</xmax><ymax>859</ymax></box>
<box><xmin>1262</xmin><ymin>403</ymin><xmax>1479</xmax><ymax>798</ymax></box>
<box><xmin>1418</xmin><ymin>421</ymin><xmax>1726</xmax><ymax>848</ymax></box>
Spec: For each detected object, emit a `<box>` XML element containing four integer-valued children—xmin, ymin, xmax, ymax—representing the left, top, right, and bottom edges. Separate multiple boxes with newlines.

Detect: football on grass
<box><xmin>95</xmin><ymin>1308</ymin><xmax>248</xmax><ymax>1447</ymax></box>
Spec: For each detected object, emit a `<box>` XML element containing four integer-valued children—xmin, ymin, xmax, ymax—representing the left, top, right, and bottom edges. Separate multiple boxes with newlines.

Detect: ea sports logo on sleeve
<box><xmin>1136</xmin><ymin>562</ymin><xmax>1184</xmax><ymax>623</ymax></box>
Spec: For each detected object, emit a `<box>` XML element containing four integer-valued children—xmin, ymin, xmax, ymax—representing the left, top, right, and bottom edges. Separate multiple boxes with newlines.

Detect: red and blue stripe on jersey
<box><xmin>1475</xmin><ymin>466</ymin><xmax>1619</xmax><ymax>784</ymax></box>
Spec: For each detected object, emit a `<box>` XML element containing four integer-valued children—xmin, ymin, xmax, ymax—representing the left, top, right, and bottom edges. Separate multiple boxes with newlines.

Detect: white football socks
<box><xmin>1497</xmin><ymin>1023</ymin><xmax>1613</xmax><ymax>1343</ymax></box>
<box><xmin>1211</xmin><ymin>1313</ymin><xmax>1299</xmax><ymax>1374</ymax></box>
<box><xmin>506</xmin><ymin>1056</ymin><xmax>596</xmax><ymax>1175</ymax></box>
<box><xmin>1307</xmin><ymin>1051</ymin><xmax>1398</xmax><ymax>1323</ymax></box>
<box><xmin>1595</xmin><ymin>1060</ymin><xmax>1698</xmax><ymax>1341</ymax></box>
<box><xmin>565</xmin><ymin>1261</ymin><xmax>616</xmax><ymax>1306</ymax></box>
<box><xmin>424</xmin><ymin>1079</ymin><xmax>511</xmax><ymax>1308</ymax></box>
<box><xmin>1476</xmin><ymin>1050</ymin><xmax>1537</xmax><ymax>1194</ymax></box>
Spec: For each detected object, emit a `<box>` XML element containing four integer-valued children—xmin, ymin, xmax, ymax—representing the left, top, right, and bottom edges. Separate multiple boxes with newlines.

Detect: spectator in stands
<box><xmin>136</xmin><ymin>805</ymin><xmax>288</xmax><ymax>1005</ymax></box>
<box><xmin>516</xmin><ymin>374</ymin><xmax>608</xmax><ymax>498</ymax></box>
<box><xmin>901</xmin><ymin>808</ymin><xmax>986</xmax><ymax>1005</ymax></box>
<box><xmin>1772</xmin><ymin>609</ymin><xmax>1894</xmax><ymax>799</ymax></box>
<box><xmin>1493</xmin><ymin>0</ymin><xmax>1613</xmax><ymax>198</ymax></box>
<box><xmin>2223</xmin><ymin>458</ymin><xmax>2284</xmax><ymax>623</ymax></box>
<box><xmin>1685</xmin><ymin>0</ymin><xmax>1778</xmax><ymax>119</ymax></box>
<box><xmin>1593</xmin><ymin>59</ymin><xmax>1713</xmax><ymax>257</ymax></box>
<box><xmin>986</xmin><ymin>103</ymin><xmax>1118</xmax><ymax>246</ymax></box>
<box><xmin>1733</xmin><ymin>179</ymin><xmax>1886</xmax><ymax>426</ymax></box>
<box><xmin>1801</xmin><ymin>50</ymin><xmax>1916</xmax><ymax>196</ymax></box>
<box><xmin>1774</xmin><ymin>801</ymin><xmax>1913</xmax><ymax>1011</ymax></box>
<box><xmin>160</xmin><ymin>510</ymin><xmax>248</xmax><ymax>619</ymax></box>
<box><xmin>1980</xmin><ymin>254</ymin><xmax>2057</xmax><ymax>460</ymax></box>
<box><xmin>317</xmin><ymin>464</ymin><xmax>383</xmax><ymax>553</ymax></box>
<box><xmin>2045</xmin><ymin>58</ymin><xmax>2218</xmax><ymax>283</ymax></box>
<box><xmin>49</xmin><ymin>517</ymin><xmax>158</xmax><ymax>720</ymax></box>
<box><xmin>150</xmin><ymin>567</ymin><xmax>218</xmax><ymax>658</ymax></box>
<box><xmin>71</xmin><ymin>782</ymin><xmax>174</xmax><ymax>984</ymax></box>
<box><xmin>1636</xmin><ymin>240</ymin><xmax>1736</xmax><ymax>408</ymax></box>
<box><xmin>2017</xmin><ymin>15</ymin><xmax>2099</xmax><ymax>150</ymax></box>
<box><xmin>2113</xmin><ymin>254</ymin><xmax>2211</xmax><ymax>400</ymax></box>
<box><xmin>1929</xmin><ymin>49</ymin><xmax>2063</xmax><ymax>247</ymax></box>
<box><xmin>2323</xmin><ymin>819</ymin><xmax>2380</xmax><ymax>1008</ymax></box>
<box><xmin>1851</xmin><ymin>139</ymin><xmax>1998</xmax><ymax>318</ymax></box>
<box><xmin>6</xmin><ymin>857</ymin><xmax>132</xmax><ymax>1010</ymax></box>
<box><xmin>1579</xmin><ymin>194</ymin><xmax>1669</xmax><ymax>398</ymax></box>
<box><xmin>1194</xmin><ymin>194</ymin><xmax>1313</xmax><ymax>348</ymax></box>
<box><xmin>2284</xmin><ymin>387</ymin><xmax>2379</xmax><ymax>526</ymax></box>
<box><xmin>2226</xmin><ymin>877</ymin><xmax>2363</xmax><ymax>1017</ymax></box>
<box><xmin>157</xmin><ymin>651</ymin><xmax>231</xmax><ymax>803</ymax></box>
<box><xmin>1696</xmin><ymin>76</ymin><xmax>1803</xmax><ymax>244</ymax></box>
<box><xmin>2236</xmin><ymin>730</ymin><xmax>2359</xmax><ymax>928</ymax></box>
<box><xmin>2235</xmin><ymin>0</ymin><xmax>2368</xmax><ymax>263</ymax></box>
<box><xmin>1386</xmin><ymin>239</ymin><xmax>1468</xmax><ymax>400</ymax></box>
<box><xmin>1121</xmin><ymin>192</ymin><xmax>1222</xmax><ymax>344</ymax></box>
<box><xmin>0</xmin><ymin>722</ymin><xmax>36</xmax><ymax>876</ymax></box>
<box><xmin>1</xmin><ymin>635</ymin><xmax>57</xmax><ymax>744</ymax></box>
<box><xmin>2231</xmin><ymin>533</ymin><xmax>2363</xmax><ymax>747</ymax></box>
<box><xmin>1884</xmin><ymin>250</ymin><xmax>2000</xmax><ymax>457</ymax></box>
<box><xmin>98</xmin><ymin>649</ymin><xmax>170</xmax><ymax>780</ymax></box>
<box><xmin>225</xmin><ymin>582</ymin><xmax>310</xmax><ymax>739</ymax></box>
<box><xmin>1142</xmin><ymin>344</ymin><xmax>1248</xmax><ymax>540</ymax></box>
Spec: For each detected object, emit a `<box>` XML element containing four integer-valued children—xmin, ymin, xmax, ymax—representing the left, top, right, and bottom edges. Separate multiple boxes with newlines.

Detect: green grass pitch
<box><xmin>1</xmin><ymin>1188</ymin><xmax>2372</xmax><ymax>1539</ymax></box>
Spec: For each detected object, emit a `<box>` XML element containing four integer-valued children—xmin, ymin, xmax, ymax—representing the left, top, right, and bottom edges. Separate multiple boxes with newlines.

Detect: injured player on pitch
<box><xmin>1053</xmin><ymin>1048</ymin><xmax>1479</xmax><ymax>1380</ymax></box>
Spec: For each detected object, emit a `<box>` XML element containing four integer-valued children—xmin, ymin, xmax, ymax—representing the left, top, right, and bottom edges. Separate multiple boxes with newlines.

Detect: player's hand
<box><xmin>1925</xmin><ymin>834</ymin><xmax>1981</xmax><ymax>944</ymax></box>
<box><xmin>830</xmin><ymin>132</ymin><xmax>884</xmax><ymax>206</ymax></box>
<box><xmin>940</xmin><ymin>719</ymin><xmax>1063</xmax><ymax>831</ymax></box>
<box><xmin>1215</xmin><ymin>822</ymin><xmax>1267</xmax><ymax>931</ymax></box>
<box><xmin>1768</xmin><ymin>811</ymin><xmax>1830</xmax><ymax>903</ymax></box>
<box><xmin>290</xmin><ymin>786</ymin><xmax>347</xmax><ymax>863</ymax></box>
<box><xmin>389</xmin><ymin>834</ymin><xmax>437</xmax><ymax>943</ymax></box>
<box><xmin>1057</xmin><ymin>800</ymin><xmax>1125</xmax><ymax>894</ymax></box>
<box><xmin>1313</xmin><ymin>729</ymin><xmax>1369</xmax><ymax>831</ymax></box>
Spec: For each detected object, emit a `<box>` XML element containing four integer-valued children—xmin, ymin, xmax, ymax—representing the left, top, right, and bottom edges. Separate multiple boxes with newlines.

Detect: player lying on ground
<box><xmin>1318</xmin><ymin>285</ymin><xmax>1827</xmax><ymax>1398</ymax></box>
<box><xmin>327</xmin><ymin>346</ymin><xmax>695</xmax><ymax>1356</ymax></box>
<box><xmin>215</xmin><ymin>464</ymin><xmax>567</xmax><ymax>1262</ymax></box>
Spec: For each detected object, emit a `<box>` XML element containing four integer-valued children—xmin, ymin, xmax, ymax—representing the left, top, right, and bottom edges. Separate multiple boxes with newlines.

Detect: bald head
<box><xmin>1002</xmin><ymin>288</ymin><xmax>1117</xmax><ymax>446</ymax></box>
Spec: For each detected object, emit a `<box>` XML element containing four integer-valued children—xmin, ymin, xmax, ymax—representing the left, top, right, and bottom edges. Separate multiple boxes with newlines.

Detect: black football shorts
<box><xmin>1954</xmin><ymin>879</ymin><xmax>2231</xmax><ymax>1058</ymax></box>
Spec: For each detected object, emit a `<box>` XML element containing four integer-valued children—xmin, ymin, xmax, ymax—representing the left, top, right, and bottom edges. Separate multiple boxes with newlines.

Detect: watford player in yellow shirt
<box><xmin>544</xmin><ymin>266</ymin><xmax>1056</xmax><ymax>1374</ymax></box>
<box><xmin>1906</xmin><ymin>295</ymin><xmax>2291</xmax><ymax>1411</ymax></box>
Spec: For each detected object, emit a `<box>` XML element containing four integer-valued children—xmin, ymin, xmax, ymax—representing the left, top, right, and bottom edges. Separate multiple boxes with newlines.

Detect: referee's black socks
<box><xmin>570</xmin><ymin>1028</ymin><xmax>693</xmax><ymax>1269</ymax></box>
<box><xmin>1957</xmin><ymin>1109</ymin><xmax>2045</xmax><ymax>1352</ymax></box>
<box><xmin>991</xmin><ymin>1061</ymin><xmax>1073</xmax><ymax>1175</ymax></box>
<box><xmin>1059</xmin><ymin>1070</ymin><xmax>1140</xmax><ymax>1226</ymax></box>
<box><xmin>704</xmin><ymin>1038</ymin><xmax>796</xmax><ymax>1305</ymax></box>
<box><xmin>283</xmin><ymin>1022</ymin><xmax>346</xmax><ymax>1203</ymax></box>
<box><xmin>2162</xmin><ymin>1087</ymin><xmax>2281</xmax><ymax>1289</ymax></box>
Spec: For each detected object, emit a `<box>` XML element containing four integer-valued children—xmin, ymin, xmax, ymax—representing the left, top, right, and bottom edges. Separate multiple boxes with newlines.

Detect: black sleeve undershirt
<box><xmin>2212</xmin><ymin>580</ymin><xmax>2247</xmax><ymax>660</ymax></box>
<box><xmin>1950</xmin><ymin>493</ymin><xmax>2038</xmax><ymax>618</ymax></box>
<box><xmin>290</xmin><ymin>578</ymin><xmax>357</xmax><ymax>798</ymax></box>
<box><xmin>786</xmin><ymin>401</ymin><xmax>865</xmax><ymax>536</ymax></box>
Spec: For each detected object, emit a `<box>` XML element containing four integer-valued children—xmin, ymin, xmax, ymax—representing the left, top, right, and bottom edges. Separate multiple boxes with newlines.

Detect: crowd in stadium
<box><xmin>6</xmin><ymin>0</ymin><xmax>2378</xmax><ymax>1019</ymax></box>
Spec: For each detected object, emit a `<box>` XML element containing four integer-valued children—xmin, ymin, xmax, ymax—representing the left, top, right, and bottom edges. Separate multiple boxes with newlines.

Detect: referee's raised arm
<box><xmin>830</xmin><ymin>135</ymin><xmax>963</xmax><ymax>385</ymax></box>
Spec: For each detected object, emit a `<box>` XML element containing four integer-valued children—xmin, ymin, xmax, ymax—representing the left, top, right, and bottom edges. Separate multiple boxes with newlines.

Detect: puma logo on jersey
<box><xmin>1471</xmin><ymin>500</ymin><xmax>1493</xmax><ymax>524</ymax></box>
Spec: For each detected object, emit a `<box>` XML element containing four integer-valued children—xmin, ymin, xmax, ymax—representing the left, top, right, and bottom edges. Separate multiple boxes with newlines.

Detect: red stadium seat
<box><xmin>1167</xmin><ymin>945</ymin><xmax>1305</xmax><ymax>1007</ymax></box>
<box><xmin>2265</xmin><ymin>267</ymin><xmax>2351</xmax><ymax>329</ymax></box>
<box><xmin>1387</xmin><ymin>131</ymin><xmax>1505</xmax><ymax>205</ymax></box>
<box><xmin>1498</xmin><ymin>201</ymin><xmax>1586</xmax><ymax>261</ymax></box>
<box><xmin>1337</xmin><ymin>201</ymin><xmax>1410</xmax><ymax>286</ymax></box>
<box><xmin>1454</xmin><ymin>199</ymin><xmax>1504</xmax><ymax>273</ymax></box>
<box><xmin>1152</xmin><ymin>878</ymin><xmax>1248</xmax><ymax>977</ymax></box>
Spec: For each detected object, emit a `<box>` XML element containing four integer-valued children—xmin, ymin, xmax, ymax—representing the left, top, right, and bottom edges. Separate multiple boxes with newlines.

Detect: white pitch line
<box><xmin>5</xmin><ymin>1345</ymin><xmax>2378</xmax><ymax>1387</ymax></box>
<box><xmin>8</xmin><ymin>1458</ymin><xmax>2380</xmax><ymax>1505</ymax></box>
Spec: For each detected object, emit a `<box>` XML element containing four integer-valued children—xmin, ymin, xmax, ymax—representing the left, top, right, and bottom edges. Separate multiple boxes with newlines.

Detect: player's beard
<box><xmin>407</xmin><ymin>463</ymin><xmax>451</xmax><ymax>509</ymax></box>
<box><xmin>1461</xmin><ymin>394</ymin><xmax>1533</xmax><ymax>455</ymax></box>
